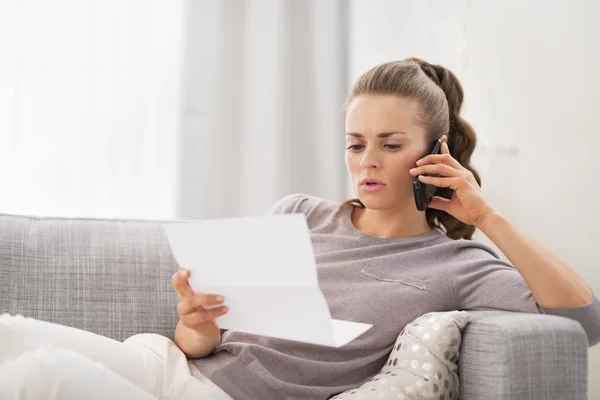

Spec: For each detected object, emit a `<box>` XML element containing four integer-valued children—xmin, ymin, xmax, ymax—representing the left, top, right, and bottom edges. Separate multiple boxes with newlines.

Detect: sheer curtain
<box><xmin>0</xmin><ymin>0</ymin><xmax>349</xmax><ymax>220</ymax></box>
<box><xmin>0</xmin><ymin>0</ymin><xmax>184</xmax><ymax>219</ymax></box>
<box><xmin>178</xmin><ymin>0</ymin><xmax>349</xmax><ymax>219</ymax></box>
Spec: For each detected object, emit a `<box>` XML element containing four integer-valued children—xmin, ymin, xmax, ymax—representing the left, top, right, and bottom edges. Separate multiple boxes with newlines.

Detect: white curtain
<box><xmin>0</xmin><ymin>0</ymin><xmax>184</xmax><ymax>219</ymax></box>
<box><xmin>0</xmin><ymin>0</ymin><xmax>348</xmax><ymax>220</ymax></box>
<box><xmin>178</xmin><ymin>0</ymin><xmax>349</xmax><ymax>219</ymax></box>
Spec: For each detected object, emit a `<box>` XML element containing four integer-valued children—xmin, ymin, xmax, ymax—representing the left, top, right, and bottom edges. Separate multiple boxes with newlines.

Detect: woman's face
<box><xmin>345</xmin><ymin>95</ymin><xmax>429</xmax><ymax>212</ymax></box>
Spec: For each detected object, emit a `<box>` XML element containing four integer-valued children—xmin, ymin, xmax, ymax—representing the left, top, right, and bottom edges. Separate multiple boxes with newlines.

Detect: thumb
<box><xmin>428</xmin><ymin>196</ymin><xmax>451</xmax><ymax>212</ymax></box>
<box><xmin>173</xmin><ymin>269</ymin><xmax>194</xmax><ymax>300</ymax></box>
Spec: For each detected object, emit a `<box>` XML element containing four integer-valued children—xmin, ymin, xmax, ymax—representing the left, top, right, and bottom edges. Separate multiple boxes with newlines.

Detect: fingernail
<box><xmin>416</xmin><ymin>159</ymin><xmax>422</xmax><ymax>164</ymax></box>
<box><xmin>222</xmin><ymin>306</ymin><xmax>229</xmax><ymax>313</ymax></box>
<box><xmin>410</xmin><ymin>168</ymin><xmax>416</xmax><ymax>172</ymax></box>
<box><xmin>216</xmin><ymin>295</ymin><xmax>224</xmax><ymax>303</ymax></box>
<box><xmin>179</xmin><ymin>270</ymin><xmax>187</xmax><ymax>277</ymax></box>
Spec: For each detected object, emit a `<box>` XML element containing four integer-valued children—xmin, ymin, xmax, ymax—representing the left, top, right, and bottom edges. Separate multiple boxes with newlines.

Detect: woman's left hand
<box><xmin>409</xmin><ymin>138</ymin><xmax>494</xmax><ymax>228</ymax></box>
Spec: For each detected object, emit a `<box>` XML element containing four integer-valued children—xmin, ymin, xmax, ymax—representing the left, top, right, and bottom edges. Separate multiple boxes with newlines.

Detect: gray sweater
<box><xmin>193</xmin><ymin>194</ymin><xmax>600</xmax><ymax>400</ymax></box>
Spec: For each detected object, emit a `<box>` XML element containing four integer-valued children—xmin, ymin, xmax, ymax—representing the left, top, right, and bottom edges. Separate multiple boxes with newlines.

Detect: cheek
<box><xmin>345</xmin><ymin>153</ymin><xmax>358</xmax><ymax>173</ymax></box>
<box><xmin>388</xmin><ymin>152</ymin><xmax>422</xmax><ymax>184</ymax></box>
<box><xmin>402</xmin><ymin>147</ymin><xmax>426</xmax><ymax>170</ymax></box>
<box><xmin>393</xmin><ymin>153</ymin><xmax>420</xmax><ymax>172</ymax></box>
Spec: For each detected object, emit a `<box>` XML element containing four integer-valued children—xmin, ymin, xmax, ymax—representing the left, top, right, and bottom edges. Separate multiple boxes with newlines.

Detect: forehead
<box><xmin>345</xmin><ymin>95</ymin><xmax>424</xmax><ymax>137</ymax></box>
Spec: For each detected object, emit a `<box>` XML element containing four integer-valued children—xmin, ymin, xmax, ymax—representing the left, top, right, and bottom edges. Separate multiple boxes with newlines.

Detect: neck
<box><xmin>351</xmin><ymin>205</ymin><xmax>432</xmax><ymax>239</ymax></box>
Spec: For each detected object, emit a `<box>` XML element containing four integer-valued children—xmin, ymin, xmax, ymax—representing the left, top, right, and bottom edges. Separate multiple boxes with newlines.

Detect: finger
<box><xmin>177</xmin><ymin>294</ymin><xmax>225</xmax><ymax>316</ymax></box>
<box><xmin>410</xmin><ymin>163</ymin><xmax>462</xmax><ymax>177</ymax></box>
<box><xmin>440</xmin><ymin>140</ymin><xmax>450</xmax><ymax>155</ymax></box>
<box><xmin>189</xmin><ymin>293</ymin><xmax>225</xmax><ymax>309</ymax></box>
<box><xmin>416</xmin><ymin>153</ymin><xmax>463</xmax><ymax>170</ymax></box>
<box><xmin>417</xmin><ymin>174</ymin><xmax>459</xmax><ymax>189</ymax></box>
<box><xmin>428</xmin><ymin>196</ymin><xmax>451</xmax><ymax>212</ymax></box>
<box><xmin>177</xmin><ymin>297</ymin><xmax>198</xmax><ymax>316</ymax></box>
<box><xmin>171</xmin><ymin>269</ymin><xmax>194</xmax><ymax>300</ymax></box>
<box><xmin>181</xmin><ymin>306</ymin><xmax>229</xmax><ymax>328</ymax></box>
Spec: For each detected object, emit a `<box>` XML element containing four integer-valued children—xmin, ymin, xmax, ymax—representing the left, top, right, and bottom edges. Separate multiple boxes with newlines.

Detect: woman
<box><xmin>1</xmin><ymin>58</ymin><xmax>599</xmax><ymax>400</ymax></box>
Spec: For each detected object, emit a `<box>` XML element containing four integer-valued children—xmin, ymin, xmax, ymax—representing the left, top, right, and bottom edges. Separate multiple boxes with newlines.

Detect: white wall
<box><xmin>349</xmin><ymin>0</ymin><xmax>600</xmax><ymax>397</ymax></box>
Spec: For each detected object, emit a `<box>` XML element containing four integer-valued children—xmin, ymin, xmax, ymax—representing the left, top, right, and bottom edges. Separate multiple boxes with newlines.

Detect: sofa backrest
<box><xmin>0</xmin><ymin>213</ymin><xmax>179</xmax><ymax>341</ymax></box>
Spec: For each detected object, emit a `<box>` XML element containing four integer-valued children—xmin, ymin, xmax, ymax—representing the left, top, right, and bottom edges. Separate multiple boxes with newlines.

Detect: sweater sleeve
<box><xmin>266</xmin><ymin>193</ymin><xmax>314</xmax><ymax>216</ymax></box>
<box><xmin>451</xmin><ymin>242</ymin><xmax>600</xmax><ymax>346</ymax></box>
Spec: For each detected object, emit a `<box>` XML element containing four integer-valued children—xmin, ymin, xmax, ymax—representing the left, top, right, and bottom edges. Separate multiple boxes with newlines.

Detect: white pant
<box><xmin>0</xmin><ymin>314</ymin><xmax>233</xmax><ymax>400</ymax></box>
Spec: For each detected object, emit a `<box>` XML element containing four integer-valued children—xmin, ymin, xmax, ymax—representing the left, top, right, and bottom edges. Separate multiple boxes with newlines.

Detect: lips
<box><xmin>359</xmin><ymin>178</ymin><xmax>386</xmax><ymax>193</ymax></box>
<box><xmin>360</xmin><ymin>178</ymin><xmax>385</xmax><ymax>186</ymax></box>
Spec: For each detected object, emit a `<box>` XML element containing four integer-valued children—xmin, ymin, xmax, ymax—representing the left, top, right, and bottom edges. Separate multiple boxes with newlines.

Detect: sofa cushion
<box><xmin>0</xmin><ymin>213</ymin><xmax>180</xmax><ymax>341</ymax></box>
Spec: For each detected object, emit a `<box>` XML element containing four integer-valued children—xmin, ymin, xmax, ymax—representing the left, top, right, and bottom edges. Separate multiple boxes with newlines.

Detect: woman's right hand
<box><xmin>171</xmin><ymin>269</ymin><xmax>229</xmax><ymax>349</ymax></box>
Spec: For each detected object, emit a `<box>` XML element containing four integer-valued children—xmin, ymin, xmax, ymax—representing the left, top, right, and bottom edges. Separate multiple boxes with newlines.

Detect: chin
<box><xmin>356</xmin><ymin>190</ymin><xmax>413</xmax><ymax>212</ymax></box>
<box><xmin>356</xmin><ymin>194</ymin><xmax>396</xmax><ymax>211</ymax></box>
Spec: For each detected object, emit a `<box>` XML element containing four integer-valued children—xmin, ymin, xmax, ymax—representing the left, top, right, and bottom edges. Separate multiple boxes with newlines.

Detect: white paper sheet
<box><xmin>163</xmin><ymin>214</ymin><xmax>372</xmax><ymax>347</ymax></box>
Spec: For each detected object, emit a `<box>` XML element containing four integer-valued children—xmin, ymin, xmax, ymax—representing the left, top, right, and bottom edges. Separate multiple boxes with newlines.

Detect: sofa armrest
<box><xmin>459</xmin><ymin>311</ymin><xmax>588</xmax><ymax>400</ymax></box>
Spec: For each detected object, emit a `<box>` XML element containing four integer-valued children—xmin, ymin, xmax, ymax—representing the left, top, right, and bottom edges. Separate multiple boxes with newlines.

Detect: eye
<box><xmin>346</xmin><ymin>144</ymin><xmax>364</xmax><ymax>152</ymax></box>
<box><xmin>384</xmin><ymin>144</ymin><xmax>403</xmax><ymax>150</ymax></box>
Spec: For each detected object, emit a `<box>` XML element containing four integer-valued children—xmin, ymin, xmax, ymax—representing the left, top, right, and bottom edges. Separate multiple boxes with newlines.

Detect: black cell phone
<box><xmin>413</xmin><ymin>139</ymin><xmax>443</xmax><ymax>211</ymax></box>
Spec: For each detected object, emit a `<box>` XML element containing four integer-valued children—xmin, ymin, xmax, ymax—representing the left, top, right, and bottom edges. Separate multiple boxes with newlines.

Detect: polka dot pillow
<box><xmin>331</xmin><ymin>310</ymin><xmax>470</xmax><ymax>400</ymax></box>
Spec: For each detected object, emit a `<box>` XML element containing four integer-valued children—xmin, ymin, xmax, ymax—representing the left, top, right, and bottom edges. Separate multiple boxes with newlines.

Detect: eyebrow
<box><xmin>345</xmin><ymin>132</ymin><xmax>407</xmax><ymax>138</ymax></box>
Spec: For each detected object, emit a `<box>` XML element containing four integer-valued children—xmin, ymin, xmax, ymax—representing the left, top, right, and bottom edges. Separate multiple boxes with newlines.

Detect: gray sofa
<box><xmin>0</xmin><ymin>213</ymin><xmax>589</xmax><ymax>399</ymax></box>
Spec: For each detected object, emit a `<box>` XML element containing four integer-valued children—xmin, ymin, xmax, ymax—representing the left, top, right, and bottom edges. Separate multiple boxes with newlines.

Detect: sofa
<box><xmin>0</xmin><ymin>212</ymin><xmax>590</xmax><ymax>399</ymax></box>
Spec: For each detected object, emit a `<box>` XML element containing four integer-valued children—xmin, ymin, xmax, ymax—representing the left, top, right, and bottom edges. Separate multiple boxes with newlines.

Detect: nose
<box><xmin>359</xmin><ymin>148</ymin><xmax>381</xmax><ymax>169</ymax></box>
